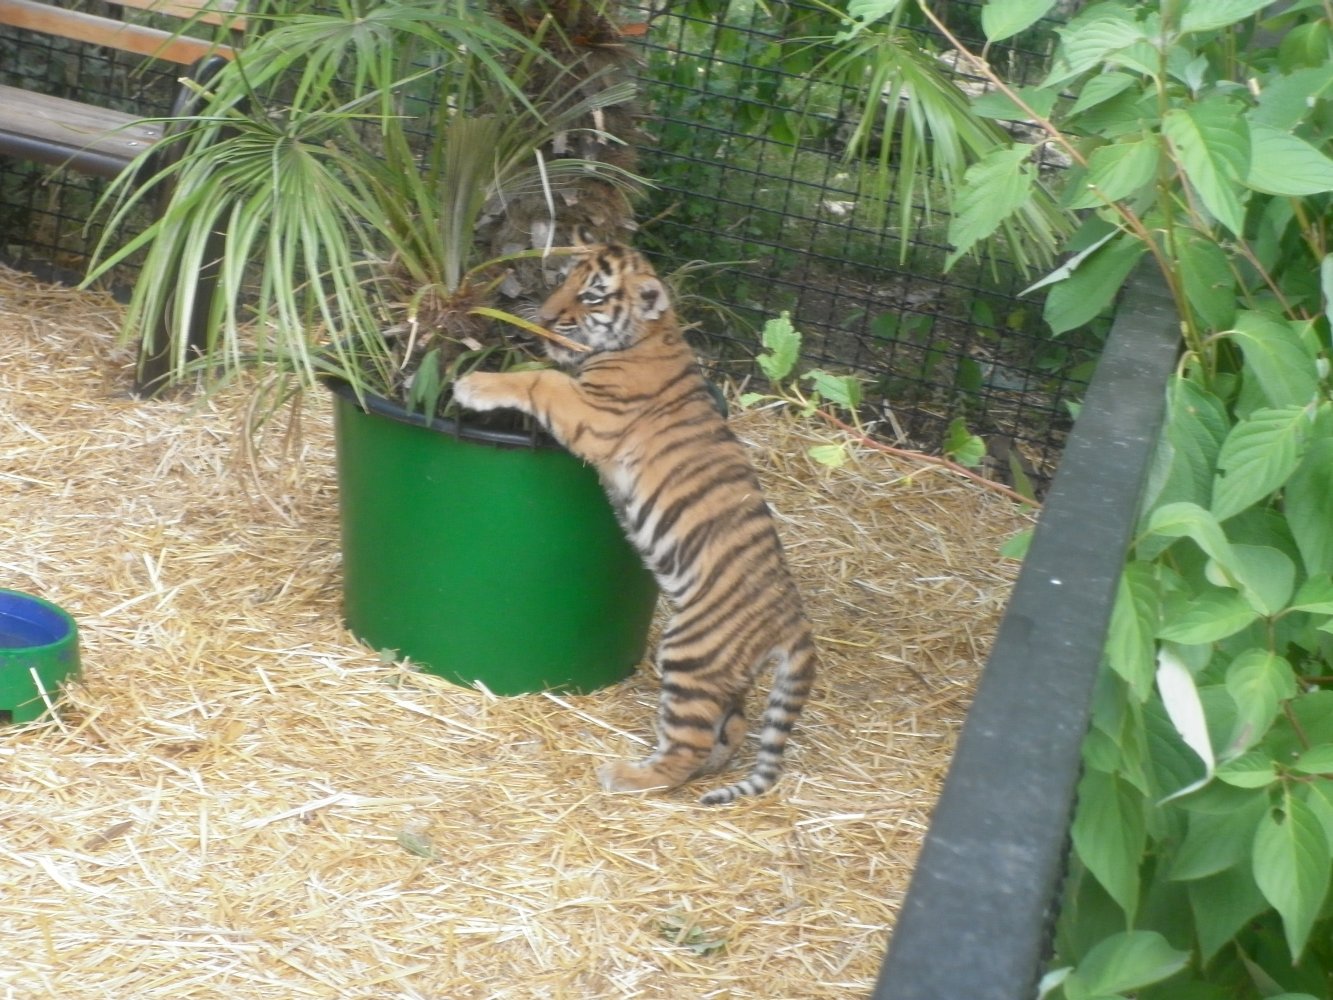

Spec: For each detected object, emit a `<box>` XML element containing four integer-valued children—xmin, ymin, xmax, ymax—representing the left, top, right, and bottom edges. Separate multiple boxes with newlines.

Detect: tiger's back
<box><xmin>453</xmin><ymin>245</ymin><xmax>818</xmax><ymax>804</ymax></box>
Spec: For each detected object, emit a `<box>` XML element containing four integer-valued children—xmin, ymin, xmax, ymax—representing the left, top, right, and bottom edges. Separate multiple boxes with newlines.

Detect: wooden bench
<box><xmin>0</xmin><ymin>0</ymin><xmax>246</xmax><ymax>391</ymax></box>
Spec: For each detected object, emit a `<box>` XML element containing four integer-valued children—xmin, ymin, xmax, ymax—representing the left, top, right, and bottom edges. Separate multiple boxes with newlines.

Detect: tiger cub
<box><xmin>452</xmin><ymin>244</ymin><xmax>818</xmax><ymax>804</ymax></box>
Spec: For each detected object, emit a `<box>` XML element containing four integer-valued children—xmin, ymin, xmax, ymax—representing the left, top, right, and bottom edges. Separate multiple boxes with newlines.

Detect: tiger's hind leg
<box><xmin>598</xmin><ymin>658</ymin><xmax>739</xmax><ymax>794</ymax></box>
<box><xmin>696</xmin><ymin>698</ymin><xmax>747</xmax><ymax>776</ymax></box>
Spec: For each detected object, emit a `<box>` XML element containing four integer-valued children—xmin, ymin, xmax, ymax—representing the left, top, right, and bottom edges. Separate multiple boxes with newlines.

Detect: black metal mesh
<box><xmin>627</xmin><ymin>1</ymin><xmax>1093</xmax><ymax>486</ymax></box>
<box><xmin>0</xmin><ymin>0</ymin><xmax>1095</xmax><ymax>488</ymax></box>
<box><xmin>0</xmin><ymin>2</ymin><xmax>183</xmax><ymax>275</ymax></box>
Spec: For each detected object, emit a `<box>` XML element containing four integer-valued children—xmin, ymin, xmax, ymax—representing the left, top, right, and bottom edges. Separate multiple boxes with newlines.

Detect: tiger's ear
<box><xmin>635</xmin><ymin>276</ymin><xmax>670</xmax><ymax>321</ymax></box>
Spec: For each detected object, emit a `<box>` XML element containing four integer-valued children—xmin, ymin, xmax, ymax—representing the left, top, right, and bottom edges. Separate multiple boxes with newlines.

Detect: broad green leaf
<box><xmin>1045</xmin><ymin>8</ymin><xmax>1147</xmax><ymax>87</ymax></box>
<box><xmin>1067</xmin><ymin>138</ymin><xmax>1159</xmax><ymax>209</ymax></box>
<box><xmin>1252</xmin><ymin>67</ymin><xmax>1333</xmax><ymax>130</ymax></box>
<box><xmin>1157</xmin><ymin>587</ymin><xmax>1260</xmax><ymax>644</ymax></box>
<box><xmin>1216</xmin><ymin>750</ymin><xmax>1278</xmax><ymax>788</ymax></box>
<box><xmin>981</xmin><ymin>0</ymin><xmax>1057</xmax><ymax>43</ymax></box>
<box><xmin>757</xmin><ymin>312</ymin><xmax>801</xmax><ymax>381</ymax></box>
<box><xmin>1292</xmin><ymin>575</ymin><xmax>1333</xmax><ymax>614</ymax></box>
<box><xmin>1270</xmin><ymin>693</ymin><xmax>1333</xmax><ymax>761</ymax></box>
<box><xmin>1305</xmin><ymin>780</ymin><xmax>1333</xmax><ymax>852</ymax></box>
<box><xmin>1171</xmin><ymin>792</ymin><xmax>1268</xmax><ymax>880</ymax></box>
<box><xmin>1162</xmin><ymin>99</ymin><xmax>1250</xmax><ymax>235</ymax></box>
<box><xmin>1107</xmin><ymin>562</ymin><xmax>1159</xmax><ymax>700</ymax></box>
<box><xmin>1227</xmin><ymin>310</ymin><xmax>1320</xmax><ymax>408</ymax></box>
<box><xmin>1169</xmin><ymin>51</ymin><xmax>1210</xmax><ymax>92</ymax></box>
<box><xmin>1286</xmin><ymin>436</ymin><xmax>1333</xmax><ymax>576</ymax></box>
<box><xmin>946</xmin><ymin>146</ymin><xmax>1036</xmax><ymax>268</ymax></box>
<box><xmin>1063</xmin><ymin>931</ymin><xmax>1189</xmax><ymax>997</ymax></box>
<box><xmin>1072</xmin><ymin>768</ymin><xmax>1146</xmax><ymax>920</ymax></box>
<box><xmin>1146</xmin><ymin>691</ymin><xmax>1214</xmax><ymax>798</ymax></box>
<box><xmin>806</xmin><ymin>443</ymin><xmax>849</xmax><ymax>468</ymax></box>
<box><xmin>1000</xmin><ymin>528</ymin><xmax>1032</xmax><ymax>560</ymax></box>
<box><xmin>1179</xmin><ymin>0</ymin><xmax>1274</xmax><ymax>34</ymax></box>
<box><xmin>1144</xmin><ymin>502</ymin><xmax>1236</xmax><ymax>571</ymax></box>
<box><xmin>805</xmin><ymin>370</ymin><xmax>863</xmax><ymax>409</ymax></box>
<box><xmin>1187</xmin><ymin>863</ymin><xmax>1269</xmax><ymax>962</ymax></box>
<box><xmin>1106</xmin><ymin>38</ymin><xmax>1160</xmax><ymax>79</ymax></box>
<box><xmin>1068</xmin><ymin>71</ymin><xmax>1138</xmax><ymax>117</ymax></box>
<box><xmin>1225</xmin><ymin>650</ymin><xmax>1296</xmax><ymax>754</ymax></box>
<box><xmin>1140</xmin><ymin>379</ymin><xmax>1229</xmax><ymax>519</ymax></box>
<box><xmin>1043</xmin><ymin>233</ymin><xmax>1146</xmax><ymax>335</ymax></box>
<box><xmin>1021</xmin><ymin>222</ymin><xmax>1117</xmax><ymax>297</ymax></box>
<box><xmin>971</xmin><ymin>85</ymin><xmax>1059</xmax><ymax>122</ymax></box>
<box><xmin>1211</xmin><ymin>406</ymin><xmax>1311</xmax><ymax>522</ymax></box>
<box><xmin>943</xmin><ymin>417</ymin><xmax>985</xmax><ymax>467</ymax></box>
<box><xmin>1246</xmin><ymin>121</ymin><xmax>1333</xmax><ymax>195</ymax></box>
<box><xmin>1075</xmin><ymin>87</ymin><xmax>1161</xmax><ymax>139</ymax></box>
<box><xmin>1253</xmin><ymin>795</ymin><xmax>1332</xmax><ymax>960</ymax></box>
<box><xmin>1279</xmin><ymin>17</ymin><xmax>1333</xmax><ymax>72</ymax></box>
<box><xmin>1177</xmin><ymin>232</ymin><xmax>1236</xmax><ymax>331</ymax></box>
<box><xmin>1294</xmin><ymin>746</ymin><xmax>1333</xmax><ymax>775</ymax></box>
<box><xmin>1228</xmin><ymin>545</ymin><xmax>1296</xmax><ymax>616</ymax></box>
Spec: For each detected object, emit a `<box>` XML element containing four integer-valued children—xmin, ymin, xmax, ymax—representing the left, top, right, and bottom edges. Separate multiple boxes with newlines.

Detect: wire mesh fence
<box><xmin>0</xmin><ymin>0</ymin><xmax>1094</xmax><ymax>489</ymax></box>
<box><xmin>0</xmin><ymin>6</ymin><xmax>182</xmax><ymax>283</ymax></box>
<box><xmin>627</xmin><ymin>0</ymin><xmax>1092</xmax><ymax>489</ymax></box>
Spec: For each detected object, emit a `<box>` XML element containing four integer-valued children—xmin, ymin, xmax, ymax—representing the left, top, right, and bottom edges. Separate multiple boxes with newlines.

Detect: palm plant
<box><xmin>785</xmin><ymin>0</ymin><xmax>1073</xmax><ymax>272</ymax></box>
<box><xmin>86</xmin><ymin>0</ymin><xmax>642</xmax><ymax>410</ymax></box>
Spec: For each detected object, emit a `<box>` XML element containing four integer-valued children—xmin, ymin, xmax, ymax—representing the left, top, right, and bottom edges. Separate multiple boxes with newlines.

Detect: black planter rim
<box><xmin>321</xmin><ymin>375</ymin><xmax>560</xmax><ymax>452</ymax></box>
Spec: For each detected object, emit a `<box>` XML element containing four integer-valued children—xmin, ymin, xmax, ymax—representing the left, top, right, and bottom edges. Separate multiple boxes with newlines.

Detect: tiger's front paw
<box><xmin>450</xmin><ymin>373</ymin><xmax>503</xmax><ymax>412</ymax></box>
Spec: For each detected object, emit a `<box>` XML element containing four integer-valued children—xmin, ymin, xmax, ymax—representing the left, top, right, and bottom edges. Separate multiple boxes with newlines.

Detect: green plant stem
<box><xmin>1283</xmin><ymin>699</ymin><xmax>1313</xmax><ymax>752</ymax></box>
<box><xmin>1151</xmin><ymin>2</ymin><xmax>1205</xmax><ymax>362</ymax></box>
<box><xmin>1290</xmin><ymin>196</ymin><xmax>1330</xmax><ymax>269</ymax></box>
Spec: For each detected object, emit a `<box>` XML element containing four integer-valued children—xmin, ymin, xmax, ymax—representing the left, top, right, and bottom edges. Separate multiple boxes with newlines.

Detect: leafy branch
<box><xmin>743</xmin><ymin>313</ymin><xmax>1036</xmax><ymax>505</ymax></box>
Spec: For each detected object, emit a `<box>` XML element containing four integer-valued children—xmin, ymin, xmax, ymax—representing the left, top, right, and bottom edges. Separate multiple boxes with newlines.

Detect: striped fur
<box><xmin>453</xmin><ymin>245</ymin><xmax>818</xmax><ymax>804</ymax></box>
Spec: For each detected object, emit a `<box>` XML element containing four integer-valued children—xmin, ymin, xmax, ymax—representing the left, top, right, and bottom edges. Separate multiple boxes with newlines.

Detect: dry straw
<box><xmin>0</xmin><ymin>265</ymin><xmax>1031</xmax><ymax>999</ymax></box>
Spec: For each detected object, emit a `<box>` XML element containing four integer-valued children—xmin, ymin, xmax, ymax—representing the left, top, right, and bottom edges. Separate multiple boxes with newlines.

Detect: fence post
<box><xmin>871</xmin><ymin>265</ymin><xmax>1180</xmax><ymax>1000</ymax></box>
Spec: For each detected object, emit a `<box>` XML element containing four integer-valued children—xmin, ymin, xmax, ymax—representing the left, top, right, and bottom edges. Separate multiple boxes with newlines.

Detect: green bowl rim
<box><xmin>0</xmin><ymin>588</ymin><xmax>79</xmax><ymax>654</ymax></box>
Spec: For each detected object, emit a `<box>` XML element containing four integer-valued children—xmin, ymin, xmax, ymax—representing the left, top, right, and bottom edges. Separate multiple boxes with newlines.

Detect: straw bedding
<box><xmin>0</xmin><ymin>265</ymin><xmax>1031</xmax><ymax>999</ymax></box>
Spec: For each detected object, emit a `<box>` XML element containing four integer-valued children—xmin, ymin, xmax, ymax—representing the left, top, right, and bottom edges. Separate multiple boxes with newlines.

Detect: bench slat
<box><xmin>0</xmin><ymin>84</ymin><xmax>163</xmax><ymax>178</ymax></box>
<box><xmin>109</xmin><ymin>0</ymin><xmax>246</xmax><ymax>31</ymax></box>
<box><xmin>0</xmin><ymin>0</ymin><xmax>235</xmax><ymax>65</ymax></box>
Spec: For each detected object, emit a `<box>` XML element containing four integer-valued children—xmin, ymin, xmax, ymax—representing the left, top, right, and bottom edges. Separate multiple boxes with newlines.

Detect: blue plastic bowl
<box><xmin>0</xmin><ymin>589</ymin><xmax>81</xmax><ymax>724</ymax></box>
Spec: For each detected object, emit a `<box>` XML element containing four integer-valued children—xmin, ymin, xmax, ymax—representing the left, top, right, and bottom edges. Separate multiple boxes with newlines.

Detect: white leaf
<box><xmin>1156</xmin><ymin>647</ymin><xmax>1216</xmax><ymax>802</ymax></box>
<box><xmin>1018</xmin><ymin>228</ymin><xmax>1118</xmax><ymax>297</ymax></box>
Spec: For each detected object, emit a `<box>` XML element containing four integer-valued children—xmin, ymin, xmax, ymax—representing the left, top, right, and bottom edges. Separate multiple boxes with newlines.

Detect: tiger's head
<box><xmin>537</xmin><ymin>244</ymin><xmax>671</xmax><ymax>368</ymax></box>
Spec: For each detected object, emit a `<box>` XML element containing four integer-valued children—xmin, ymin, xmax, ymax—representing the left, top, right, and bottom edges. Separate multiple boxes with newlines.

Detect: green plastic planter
<box><xmin>0</xmin><ymin>589</ymin><xmax>81</xmax><ymax>724</ymax></box>
<box><xmin>327</xmin><ymin>381</ymin><xmax>658</xmax><ymax>695</ymax></box>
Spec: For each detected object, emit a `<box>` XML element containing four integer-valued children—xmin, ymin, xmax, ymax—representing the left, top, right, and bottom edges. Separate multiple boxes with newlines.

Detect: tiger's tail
<box><xmin>699</xmin><ymin>637</ymin><xmax>818</xmax><ymax>806</ymax></box>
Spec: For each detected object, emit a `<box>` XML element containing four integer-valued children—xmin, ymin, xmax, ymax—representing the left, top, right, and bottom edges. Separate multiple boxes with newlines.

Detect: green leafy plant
<box><xmin>898</xmin><ymin>0</ymin><xmax>1333</xmax><ymax>994</ymax></box>
<box><xmin>791</xmin><ymin>0</ymin><xmax>1074</xmax><ymax>271</ymax></box>
<box><xmin>942</xmin><ymin>416</ymin><xmax>985</xmax><ymax>468</ymax></box>
<box><xmin>656</xmin><ymin>911</ymin><xmax>728</xmax><ymax>956</ymax></box>
<box><xmin>741</xmin><ymin>311</ymin><xmax>866</xmax><ymax>468</ymax></box>
<box><xmin>85</xmin><ymin>0</ymin><xmax>642</xmax><ymax>412</ymax></box>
